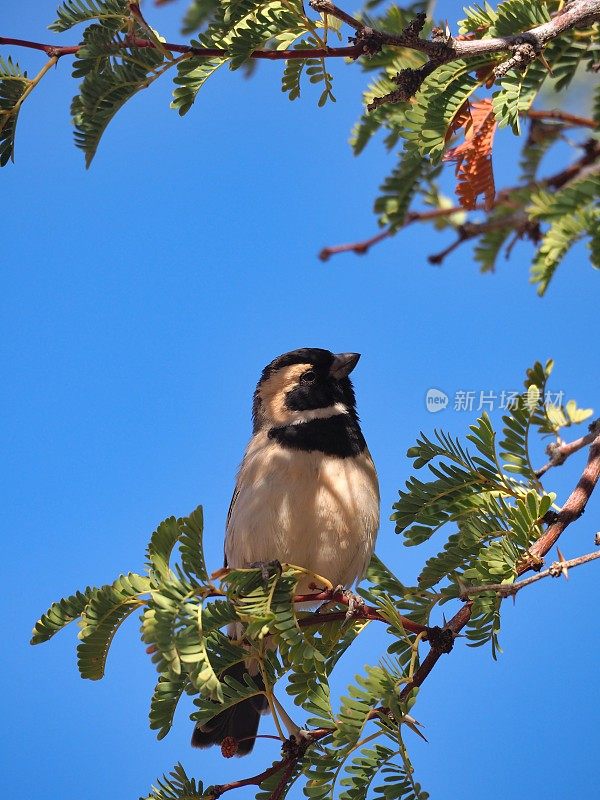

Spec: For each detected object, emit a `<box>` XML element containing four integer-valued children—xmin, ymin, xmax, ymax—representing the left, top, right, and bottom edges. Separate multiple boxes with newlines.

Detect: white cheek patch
<box><xmin>290</xmin><ymin>402</ymin><xmax>349</xmax><ymax>425</ymax></box>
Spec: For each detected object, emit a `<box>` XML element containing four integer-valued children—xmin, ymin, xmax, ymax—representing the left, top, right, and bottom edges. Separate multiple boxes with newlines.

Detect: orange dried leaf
<box><xmin>444</xmin><ymin>99</ymin><xmax>498</xmax><ymax>210</ymax></box>
<box><xmin>445</xmin><ymin>99</ymin><xmax>473</xmax><ymax>143</ymax></box>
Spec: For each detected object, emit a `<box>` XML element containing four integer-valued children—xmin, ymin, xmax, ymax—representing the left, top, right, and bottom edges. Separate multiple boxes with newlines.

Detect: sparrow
<box><xmin>192</xmin><ymin>348</ymin><xmax>380</xmax><ymax>754</ymax></box>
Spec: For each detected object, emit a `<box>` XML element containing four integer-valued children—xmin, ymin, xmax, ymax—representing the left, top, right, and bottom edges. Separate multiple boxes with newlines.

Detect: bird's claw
<box><xmin>249</xmin><ymin>559</ymin><xmax>282</xmax><ymax>583</ymax></box>
<box><xmin>331</xmin><ymin>587</ymin><xmax>366</xmax><ymax>620</ymax></box>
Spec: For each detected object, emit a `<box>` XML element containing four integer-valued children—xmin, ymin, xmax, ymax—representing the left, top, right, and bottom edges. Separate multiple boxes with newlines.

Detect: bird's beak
<box><xmin>330</xmin><ymin>352</ymin><xmax>360</xmax><ymax>380</ymax></box>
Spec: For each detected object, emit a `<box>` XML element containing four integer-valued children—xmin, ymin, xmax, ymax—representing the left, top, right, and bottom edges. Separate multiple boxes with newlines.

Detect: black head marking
<box><xmin>251</xmin><ymin>348</ymin><xmax>366</xmax><ymax>457</ymax></box>
<box><xmin>268</xmin><ymin>415</ymin><xmax>366</xmax><ymax>458</ymax></box>
<box><xmin>252</xmin><ymin>349</ymin><xmax>359</xmax><ymax>432</ymax></box>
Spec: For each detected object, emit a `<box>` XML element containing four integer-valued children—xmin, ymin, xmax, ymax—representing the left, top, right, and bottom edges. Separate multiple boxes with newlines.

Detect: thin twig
<box><xmin>536</xmin><ymin>419</ymin><xmax>600</xmax><ymax>478</ymax></box>
<box><xmin>9</xmin><ymin>55</ymin><xmax>58</xmax><ymax>115</ymax></box>
<box><xmin>210</xmin><ymin>730</ymin><xmax>329</xmax><ymax>798</ymax></box>
<box><xmin>0</xmin><ymin>35</ymin><xmax>365</xmax><ymax>61</ymax></box>
<box><xmin>525</xmin><ymin>109</ymin><xmax>597</xmax><ymax>129</ymax></box>
<box><xmin>293</xmin><ymin>588</ymin><xmax>430</xmax><ymax>635</ymax></box>
<box><xmin>461</xmin><ymin>549</ymin><xmax>600</xmax><ymax>598</ymax></box>
<box><xmin>319</xmin><ymin>228</ymin><xmax>392</xmax><ymax>261</ymax></box>
<box><xmin>320</xmin><ymin>139</ymin><xmax>600</xmax><ymax>262</ymax></box>
<box><xmin>318</xmin><ymin>206</ymin><xmax>473</xmax><ymax>261</ymax></box>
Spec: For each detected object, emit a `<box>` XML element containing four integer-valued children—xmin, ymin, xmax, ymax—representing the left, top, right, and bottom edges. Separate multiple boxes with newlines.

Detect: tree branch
<box><xmin>291</xmin><ymin>587</ymin><xmax>430</xmax><ymax>635</ymax></box>
<box><xmin>536</xmin><ymin>418</ymin><xmax>600</xmax><ymax>478</ymax></box>
<box><xmin>526</xmin><ymin>109</ymin><xmax>597</xmax><ymax>129</ymax></box>
<box><xmin>209</xmin><ymin>730</ymin><xmax>329</xmax><ymax>799</ymax></box>
<box><xmin>320</xmin><ymin>138</ymin><xmax>600</xmax><ymax>263</ymax></box>
<box><xmin>520</xmin><ymin>429</ymin><xmax>600</xmax><ymax>571</ymax></box>
<box><xmin>318</xmin><ymin>206</ymin><xmax>474</xmax><ymax>261</ymax></box>
<box><xmin>312</xmin><ymin>0</ymin><xmax>600</xmax><ymax>103</ymax></box>
<box><xmin>461</xmin><ymin>549</ymin><xmax>600</xmax><ymax>598</ymax></box>
<box><xmin>398</xmin><ymin>426</ymin><xmax>600</xmax><ymax>700</ymax></box>
<box><xmin>0</xmin><ymin>34</ymin><xmax>365</xmax><ymax>62</ymax></box>
<box><xmin>2</xmin><ymin>0</ymin><xmax>598</xmax><ymax>87</ymax></box>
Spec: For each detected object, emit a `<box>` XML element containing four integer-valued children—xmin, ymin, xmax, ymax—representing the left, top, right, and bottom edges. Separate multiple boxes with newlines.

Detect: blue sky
<box><xmin>2</xmin><ymin>2</ymin><xmax>599</xmax><ymax>799</ymax></box>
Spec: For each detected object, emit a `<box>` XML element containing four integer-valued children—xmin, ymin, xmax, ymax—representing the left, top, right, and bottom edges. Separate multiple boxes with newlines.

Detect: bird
<box><xmin>192</xmin><ymin>348</ymin><xmax>380</xmax><ymax>754</ymax></box>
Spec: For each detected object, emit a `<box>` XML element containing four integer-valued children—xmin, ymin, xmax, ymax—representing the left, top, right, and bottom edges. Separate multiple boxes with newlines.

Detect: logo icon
<box><xmin>426</xmin><ymin>388</ymin><xmax>448</xmax><ymax>413</ymax></box>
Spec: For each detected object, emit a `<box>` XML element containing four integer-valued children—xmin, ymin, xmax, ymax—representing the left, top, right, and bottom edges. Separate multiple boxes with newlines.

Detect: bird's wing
<box><xmin>223</xmin><ymin>484</ymin><xmax>240</xmax><ymax>568</ymax></box>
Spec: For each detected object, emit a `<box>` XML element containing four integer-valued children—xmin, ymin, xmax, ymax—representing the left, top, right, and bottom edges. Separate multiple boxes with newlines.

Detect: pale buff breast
<box><xmin>224</xmin><ymin>432</ymin><xmax>380</xmax><ymax>593</ymax></box>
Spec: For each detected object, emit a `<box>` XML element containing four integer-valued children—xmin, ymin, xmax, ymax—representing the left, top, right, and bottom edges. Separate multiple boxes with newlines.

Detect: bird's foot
<box><xmin>329</xmin><ymin>586</ymin><xmax>367</xmax><ymax>620</ymax></box>
<box><xmin>342</xmin><ymin>589</ymin><xmax>366</xmax><ymax>620</ymax></box>
<box><xmin>249</xmin><ymin>559</ymin><xmax>282</xmax><ymax>584</ymax></box>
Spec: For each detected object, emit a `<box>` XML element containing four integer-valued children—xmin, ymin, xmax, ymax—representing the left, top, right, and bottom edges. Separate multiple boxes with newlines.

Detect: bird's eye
<box><xmin>301</xmin><ymin>370</ymin><xmax>316</xmax><ymax>385</ymax></box>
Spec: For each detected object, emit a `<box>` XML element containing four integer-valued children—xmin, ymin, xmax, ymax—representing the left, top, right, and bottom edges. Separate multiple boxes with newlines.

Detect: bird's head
<box><xmin>252</xmin><ymin>348</ymin><xmax>361</xmax><ymax>432</ymax></box>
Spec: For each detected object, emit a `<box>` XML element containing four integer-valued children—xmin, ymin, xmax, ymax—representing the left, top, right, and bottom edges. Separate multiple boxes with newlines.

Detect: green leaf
<box><xmin>191</xmin><ymin>669</ymin><xmax>264</xmax><ymax>728</ymax></box>
<box><xmin>402</xmin><ymin>59</ymin><xmax>487</xmax><ymax>162</ymax></box>
<box><xmin>176</xmin><ymin>598</ymin><xmax>225</xmax><ymax>701</ymax></box>
<box><xmin>71</xmin><ymin>22</ymin><xmax>124</xmax><ymax>79</ymax></box>
<box><xmin>492</xmin><ymin>60</ymin><xmax>547</xmax><ymax>135</ymax></box>
<box><xmin>374</xmin><ymin>151</ymin><xmax>426</xmax><ymax>230</ymax></box>
<box><xmin>222</xmin><ymin>565</ymin><xmax>279</xmax><ymax>639</ymax></box>
<box><xmin>531</xmin><ymin>208</ymin><xmax>599</xmax><ymax>295</ymax></box>
<box><xmin>71</xmin><ymin>45</ymin><xmax>165</xmax><ymax>166</ymax></box>
<box><xmin>268</xmin><ymin>569</ymin><xmax>333</xmax><ymax>725</ymax></box>
<box><xmin>149</xmin><ymin>673</ymin><xmax>189</xmax><ymax>740</ymax></box>
<box><xmin>172</xmin><ymin>48</ymin><xmax>226</xmax><ymax>115</ymax></box>
<box><xmin>147</xmin><ymin>516</ymin><xmax>182</xmax><ymax>580</ymax></box>
<box><xmin>177</xmin><ymin>505</ymin><xmax>208</xmax><ymax>582</ymax></box>
<box><xmin>227</xmin><ymin>3</ymin><xmax>307</xmax><ymax>71</ymax></box>
<box><xmin>77</xmin><ymin>573</ymin><xmax>150</xmax><ymax>679</ymax></box>
<box><xmin>0</xmin><ymin>56</ymin><xmax>28</xmax><ymax>167</ymax></box>
<box><xmin>528</xmin><ymin>175</ymin><xmax>599</xmax><ymax>294</ymax></box>
<box><xmin>282</xmin><ymin>54</ymin><xmax>306</xmax><ymax>101</ymax></box>
<box><xmin>393</xmin><ymin>423</ymin><xmax>510</xmax><ymax>545</ymax></box>
<box><xmin>458</xmin><ymin>2</ymin><xmax>498</xmax><ymax>34</ymax></box>
<box><xmin>50</xmin><ymin>0</ymin><xmax>129</xmax><ymax>33</ymax></box>
<box><xmin>143</xmin><ymin>763</ymin><xmax>204</xmax><ymax>800</ymax></box>
<box><xmin>340</xmin><ymin>744</ymin><xmax>401</xmax><ymax>800</ymax></box>
<box><xmin>181</xmin><ymin>0</ymin><xmax>221</xmax><ymax>35</ymax></box>
<box><xmin>489</xmin><ymin>0</ymin><xmax>550</xmax><ymax>37</ymax></box>
<box><xmin>31</xmin><ymin>586</ymin><xmax>96</xmax><ymax>644</ymax></box>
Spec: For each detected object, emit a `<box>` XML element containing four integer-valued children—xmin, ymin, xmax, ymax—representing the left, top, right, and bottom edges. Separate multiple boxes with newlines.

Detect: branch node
<box><xmin>350</xmin><ymin>27</ymin><xmax>385</xmax><ymax>58</ymax></box>
<box><xmin>493</xmin><ymin>34</ymin><xmax>540</xmax><ymax>78</ymax></box>
<box><xmin>426</xmin><ymin>625</ymin><xmax>455</xmax><ymax>654</ymax></box>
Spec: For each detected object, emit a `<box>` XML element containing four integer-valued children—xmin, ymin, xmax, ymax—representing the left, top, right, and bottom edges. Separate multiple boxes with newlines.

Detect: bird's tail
<box><xmin>191</xmin><ymin>662</ymin><xmax>268</xmax><ymax>756</ymax></box>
